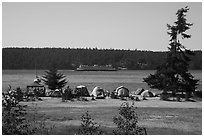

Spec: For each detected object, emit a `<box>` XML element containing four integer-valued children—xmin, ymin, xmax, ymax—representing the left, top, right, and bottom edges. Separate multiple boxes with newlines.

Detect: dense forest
<box><xmin>2</xmin><ymin>48</ymin><xmax>202</xmax><ymax>70</ymax></box>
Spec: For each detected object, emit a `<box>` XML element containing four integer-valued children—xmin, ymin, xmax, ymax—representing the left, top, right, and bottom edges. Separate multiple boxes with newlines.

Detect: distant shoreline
<box><xmin>3</xmin><ymin>48</ymin><xmax>201</xmax><ymax>70</ymax></box>
<box><xmin>2</xmin><ymin>69</ymin><xmax>202</xmax><ymax>71</ymax></box>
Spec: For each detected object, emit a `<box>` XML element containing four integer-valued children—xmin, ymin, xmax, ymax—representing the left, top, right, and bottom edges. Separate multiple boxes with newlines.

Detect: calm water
<box><xmin>2</xmin><ymin>70</ymin><xmax>202</xmax><ymax>92</ymax></box>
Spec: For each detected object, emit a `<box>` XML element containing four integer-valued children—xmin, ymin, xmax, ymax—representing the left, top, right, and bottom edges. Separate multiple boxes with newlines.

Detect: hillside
<box><xmin>2</xmin><ymin>48</ymin><xmax>202</xmax><ymax>70</ymax></box>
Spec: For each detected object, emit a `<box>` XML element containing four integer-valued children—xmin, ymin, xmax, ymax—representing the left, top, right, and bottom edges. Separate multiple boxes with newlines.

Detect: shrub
<box><xmin>62</xmin><ymin>86</ymin><xmax>73</xmax><ymax>101</ymax></box>
<box><xmin>2</xmin><ymin>90</ymin><xmax>34</xmax><ymax>134</ymax></box>
<box><xmin>2</xmin><ymin>90</ymin><xmax>54</xmax><ymax>135</ymax></box>
<box><xmin>113</xmin><ymin>102</ymin><xmax>147</xmax><ymax>135</ymax></box>
<box><xmin>78</xmin><ymin>111</ymin><xmax>102</xmax><ymax>135</ymax></box>
<box><xmin>16</xmin><ymin>87</ymin><xmax>24</xmax><ymax>101</ymax></box>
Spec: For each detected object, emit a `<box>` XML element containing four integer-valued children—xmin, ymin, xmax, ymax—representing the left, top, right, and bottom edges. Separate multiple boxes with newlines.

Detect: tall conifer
<box><xmin>143</xmin><ymin>6</ymin><xmax>199</xmax><ymax>100</ymax></box>
<box><xmin>42</xmin><ymin>64</ymin><xmax>67</xmax><ymax>90</ymax></box>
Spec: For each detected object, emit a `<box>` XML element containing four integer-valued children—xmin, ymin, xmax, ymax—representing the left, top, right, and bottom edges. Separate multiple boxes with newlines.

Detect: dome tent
<box><xmin>49</xmin><ymin>89</ymin><xmax>62</xmax><ymax>97</ymax></box>
<box><xmin>141</xmin><ymin>90</ymin><xmax>155</xmax><ymax>97</ymax></box>
<box><xmin>91</xmin><ymin>86</ymin><xmax>105</xmax><ymax>99</ymax></box>
<box><xmin>133</xmin><ymin>88</ymin><xmax>145</xmax><ymax>95</ymax></box>
<box><xmin>73</xmin><ymin>85</ymin><xmax>90</xmax><ymax>97</ymax></box>
<box><xmin>115</xmin><ymin>86</ymin><xmax>129</xmax><ymax>97</ymax></box>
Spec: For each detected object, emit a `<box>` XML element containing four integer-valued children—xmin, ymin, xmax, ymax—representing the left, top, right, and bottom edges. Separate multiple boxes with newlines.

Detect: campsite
<box><xmin>2</xmin><ymin>69</ymin><xmax>202</xmax><ymax>135</ymax></box>
<box><xmin>2</xmin><ymin>3</ymin><xmax>202</xmax><ymax>135</ymax></box>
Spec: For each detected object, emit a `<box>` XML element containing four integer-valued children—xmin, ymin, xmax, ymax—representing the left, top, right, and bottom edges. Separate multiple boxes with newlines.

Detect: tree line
<box><xmin>2</xmin><ymin>47</ymin><xmax>201</xmax><ymax>70</ymax></box>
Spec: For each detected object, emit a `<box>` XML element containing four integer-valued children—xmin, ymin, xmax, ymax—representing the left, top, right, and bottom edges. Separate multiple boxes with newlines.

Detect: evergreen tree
<box><xmin>42</xmin><ymin>64</ymin><xmax>67</xmax><ymax>90</ymax></box>
<box><xmin>143</xmin><ymin>6</ymin><xmax>199</xmax><ymax>101</ymax></box>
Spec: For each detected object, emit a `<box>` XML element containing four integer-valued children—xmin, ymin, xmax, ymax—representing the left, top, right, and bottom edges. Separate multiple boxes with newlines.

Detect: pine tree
<box><xmin>42</xmin><ymin>64</ymin><xmax>67</xmax><ymax>90</ymax></box>
<box><xmin>143</xmin><ymin>6</ymin><xmax>199</xmax><ymax>101</ymax></box>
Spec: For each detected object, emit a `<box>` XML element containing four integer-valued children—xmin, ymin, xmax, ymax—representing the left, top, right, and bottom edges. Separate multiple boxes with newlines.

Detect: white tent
<box><xmin>133</xmin><ymin>88</ymin><xmax>145</xmax><ymax>95</ymax></box>
<box><xmin>73</xmin><ymin>85</ymin><xmax>90</xmax><ymax>97</ymax></box>
<box><xmin>91</xmin><ymin>86</ymin><xmax>105</xmax><ymax>99</ymax></box>
<box><xmin>141</xmin><ymin>90</ymin><xmax>155</xmax><ymax>97</ymax></box>
<box><xmin>49</xmin><ymin>89</ymin><xmax>62</xmax><ymax>97</ymax></box>
<box><xmin>115</xmin><ymin>86</ymin><xmax>129</xmax><ymax>97</ymax></box>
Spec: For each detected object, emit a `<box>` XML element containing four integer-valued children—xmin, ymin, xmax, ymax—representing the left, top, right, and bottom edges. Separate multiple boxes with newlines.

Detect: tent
<box><xmin>49</xmin><ymin>89</ymin><xmax>62</xmax><ymax>97</ymax></box>
<box><xmin>91</xmin><ymin>86</ymin><xmax>105</xmax><ymax>99</ymax></box>
<box><xmin>73</xmin><ymin>85</ymin><xmax>90</xmax><ymax>97</ymax></box>
<box><xmin>141</xmin><ymin>90</ymin><xmax>154</xmax><ymax>97</ymax></box>
<box><xmin>132</xmin><ymin>88</ymin><xmax>145</xmax><ymax>95</ymax></box>
<box><xmin>115</xmin><ymin>86</ymin><xmax>129</xmax><ymax>97</ymax></box>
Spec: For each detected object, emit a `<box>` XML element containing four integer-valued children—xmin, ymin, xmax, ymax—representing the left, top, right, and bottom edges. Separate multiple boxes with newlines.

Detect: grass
<box><xmin>24</xmin><ymin>98</ymin><xmax>202</xmax><ymax>135</ymax></box>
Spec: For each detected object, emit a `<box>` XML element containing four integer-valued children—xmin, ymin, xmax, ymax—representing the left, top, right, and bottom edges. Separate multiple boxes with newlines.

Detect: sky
<box><xmin>2</xmin><ymin>2</ymin><xmax>202</xmax><ymax>51</ymax></box>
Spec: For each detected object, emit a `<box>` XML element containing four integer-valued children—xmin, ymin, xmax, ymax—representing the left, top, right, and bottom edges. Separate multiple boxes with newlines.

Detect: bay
<box><xmin>2</xmin><ymin>70</ymin><xmax>202</xmax><ymax>92</ymax></box>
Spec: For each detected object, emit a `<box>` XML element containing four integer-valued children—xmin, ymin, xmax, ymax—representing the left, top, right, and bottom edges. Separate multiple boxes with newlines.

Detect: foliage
<box><xmin>42</xmin><ymin>64</ymin><xmax>67</xmax><ymax>90</ymax></box>
<box><xmin>62</xmin><ymin>86</ymin><xmax>73</xmax><ymax>101</ymax></box>
<box><xmin>143</xmin><ymin>7</ymin><xmax>199</xmax><ymax>100</ymax></box>
<box><xmin>78</xmin><ymin>111</ymin><xmax>102</xmax><ymax>135</ymax></box>
<box><xmin>16</xmin><ymin>87</ymin><xmax>24</xmax><ymax>101</ymax></box>
<box><xmin>2</xmin><ymin>47</ymin><xmax>201</xmax><ymax>70</ymax></box>
<box><xmin>2</xmin><ymin>89</ymin><xmax>55</xmax><ymax>135</ymax></box>
<box><xmin>113</xmin><ymin>102</ymin><xmax>147</xmax><ymax>135</ymax></box>
<box><xmin>2</xmin><ymin>90</ymin><xmax>35</xmax><ymax>135</ymax></box>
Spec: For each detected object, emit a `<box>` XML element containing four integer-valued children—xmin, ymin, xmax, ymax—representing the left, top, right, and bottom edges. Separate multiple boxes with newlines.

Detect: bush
<box><xmin>62</xmin><ymin>86</ymin><xmax>73</xmax><ymax>101</ymax></box>
<box><xmin>113</xmin><ymin>102</ymin><xmax>147</xmax><ymax>135</ymax></box>
<box><xmin>2</xmin><ymin>90</ymin><xmax>34</xmax><ymax>134</ymax></box>
<box><xmin>16</xmin><ymin>87</ymin><xmax>24</xmax><ymax>101</ymax></box>
<box><xmin>160</xmin><ymin>92</ymin><xmax>170</xmax><ymax>101</ymax></box>
<box><xmin>2</xmin><ymin>90</ymin><xmax>54</xmax><ymax>135</ymax></box>
<box><xmin>78</xmin><ymin>111</ymin><xmax>102</xmax><ymax>135</ymax></box>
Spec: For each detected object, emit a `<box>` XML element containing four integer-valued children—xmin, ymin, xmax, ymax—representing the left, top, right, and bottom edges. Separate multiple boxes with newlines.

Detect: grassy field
<box><xmin>23</xmin><ymin>97</ymin><xmax>202</xmax><ymax>135</ymax></box>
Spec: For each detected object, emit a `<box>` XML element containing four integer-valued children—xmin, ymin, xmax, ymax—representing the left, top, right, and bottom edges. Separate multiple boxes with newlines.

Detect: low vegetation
<box><xmin>113</xmin><ymin>102</ymin><xmax>147</xmax><ymax>135</ymax></box>
<box><xmin>78</xmin><ymin>111</ymin><xmax>102</xmax><ymax>135</ymax></box>
<box><xmin>2</xmin><ymin>88</ymin><xmax>148</xmax><ymax>135</ymax></box>
<box><xmin>2</xmin><ymin>90</ymin><xmax>54</xmax><ymax>135</ymax></box>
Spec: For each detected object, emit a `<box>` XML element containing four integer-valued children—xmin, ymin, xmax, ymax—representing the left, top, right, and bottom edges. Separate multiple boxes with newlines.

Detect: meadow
<box><xmin>22</xmin><ymin>97</ymin><xmax>202</xmax><ymax>135</ymax></box>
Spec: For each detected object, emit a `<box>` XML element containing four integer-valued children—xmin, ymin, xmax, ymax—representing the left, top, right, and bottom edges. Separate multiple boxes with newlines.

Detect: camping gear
<box><xmin>141</xmin><ymin>90</ymin><xmax>154</xmax><ymax>97</ymax></box>
<box><xmin>73</xmin><ymin>85</ymin><xmax>90</xmax><ymax>97</ymax></box>
<box><xmin>91</xmin><ymin>86</ymin><xmax>105</xmax><ymax>99</ymax></box>
<box><xmin>115</xmin><ymin>86</ymin><xmax>129</xmax><ymax>97</ymax></box>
